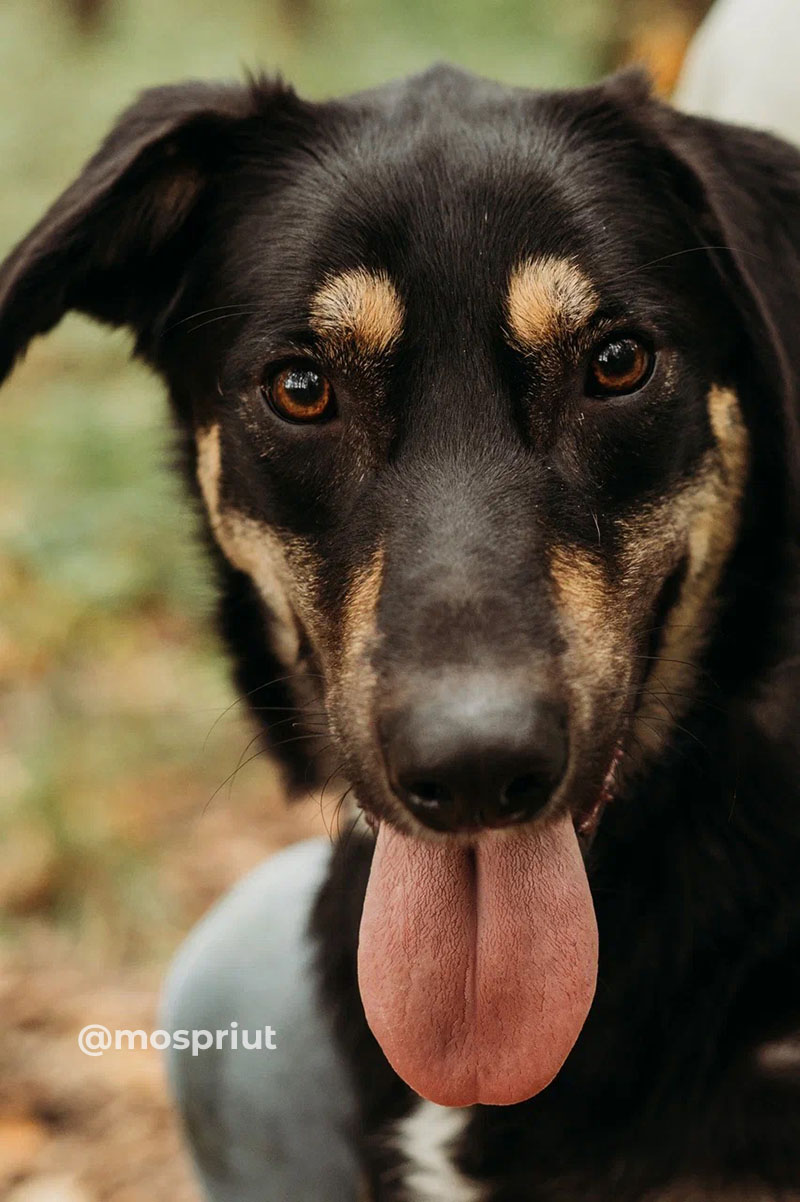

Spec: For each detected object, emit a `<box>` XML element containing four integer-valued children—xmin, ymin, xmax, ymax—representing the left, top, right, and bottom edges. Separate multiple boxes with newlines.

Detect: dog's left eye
<box><xmin>263</xmin><ymin>363</ymin><xmax>336</xmax><ymax>423</ymax></box>
<box><xmin>586</xmin><ymin>336</ymin><xmax>654</xmax><ymax>397</ymax></box>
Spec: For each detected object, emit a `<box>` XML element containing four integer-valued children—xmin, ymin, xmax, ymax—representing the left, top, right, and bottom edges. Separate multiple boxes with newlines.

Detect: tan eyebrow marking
<box><xmin>506</xmin><ymin>256</ymin><xmax>599</xmax><ymax>351</ymax></box>
<box><xmin>310</xmin><ymin>268</ymin><xmax>404</xmax><ymax>357</ymax></box>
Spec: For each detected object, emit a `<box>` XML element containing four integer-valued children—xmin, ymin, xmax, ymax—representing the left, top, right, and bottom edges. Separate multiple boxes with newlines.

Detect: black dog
<box><xmin>3</xmin><ymin>65</ymin><xmax>800</xmax><ymax>1200</ymax></box>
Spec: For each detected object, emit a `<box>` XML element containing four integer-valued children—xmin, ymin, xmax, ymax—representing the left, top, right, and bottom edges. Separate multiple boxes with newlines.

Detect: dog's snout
<box><xmin>383</xmin><ymin>675</ymin><xmax>568</xmax><ymax>833</ymax></box>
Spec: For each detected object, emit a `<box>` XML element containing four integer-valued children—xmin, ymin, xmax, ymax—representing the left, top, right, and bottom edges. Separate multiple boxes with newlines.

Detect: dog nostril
<box><xmin>403</xmin><ymin>779</ymin><xmax>454</xmax><ymax>810</ymax></box>
<box><xmin>498</xmin><ymin>772</ymin><xmax>552</xmax><ymax>822</ymax></box>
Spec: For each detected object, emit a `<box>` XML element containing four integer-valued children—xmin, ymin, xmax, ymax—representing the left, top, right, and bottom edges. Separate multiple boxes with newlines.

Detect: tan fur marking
<box><xmin>339</xmin><ymin>548</ymin><xmax>385</xmax><ymax>691</ymax></box>
<box><xmin>329</xmin><ymin>549</ymin><xmax>386</xmax><ymax>827</ymax></box>
<box><xmin>626</xmin><ymin>386</ymin><xmax>749</xmax><ymax>757</ymax></box>
<box><xmin>757</xmin><ymin>1033</ymin><xmax>800</xmax><ymax>1074</ymax></box>
<box><xmin>195</xmin><ymin>424</ymin><xmax>320</xmax><ymax>665</ymax></box>
<box><xmin>310</xmin><ymin>268</ymin><xmax>404</xmax><ymax>357</ymax></box>
<box><xmin>549</xmin><ymin>546</ymin><xmax>630</xmax><ymax>736</ymax></box>
<box><xmin>506</xmin><ymin>256</ymin><xmax>598</xmax><ymax>350</ymax></box>
<box><xmin>345</xmin><ymin>548</ymin><xmax>384</xmax><ymax>638</ymax></box>
<box><xmin>548</xmin><ymin>387</ymin><xmax>748</xmax><ymax>778</ymax></box>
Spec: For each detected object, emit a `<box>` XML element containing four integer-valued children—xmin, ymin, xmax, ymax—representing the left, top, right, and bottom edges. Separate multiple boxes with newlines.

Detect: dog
<box><xmin>3</xmin><ymin>64</ymin><xmax>800</xmax><ymax>1201</ymax></box>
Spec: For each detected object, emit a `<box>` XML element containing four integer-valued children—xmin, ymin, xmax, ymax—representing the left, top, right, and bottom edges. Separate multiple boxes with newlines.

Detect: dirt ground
<box><xmin>0</xmin><ymin>778</ymin><xmax>331</xmax><ymax>1202</ymax></box>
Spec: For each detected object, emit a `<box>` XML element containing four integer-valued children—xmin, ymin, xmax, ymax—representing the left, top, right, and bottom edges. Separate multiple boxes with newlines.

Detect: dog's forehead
<box><xmin>245</xmin><ymin>90</ymin><xmax>694</xmax><ymax>354</ymax></box>
<box><xmin>218</xmin><ymin>75</ymin><xmax>716</xmax><ymax>389</ymax></box>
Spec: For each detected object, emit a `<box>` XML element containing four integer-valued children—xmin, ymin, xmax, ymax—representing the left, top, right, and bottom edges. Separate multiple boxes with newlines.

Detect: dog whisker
<box><xmin>201</xmin><ymin>669</ymin><xmax>326</xmax><ymax>748</ymax></box>
<box><xmin>166</xmin><ymin>303</ymin><xmax>262</xmax><ymax>332</ymax></box>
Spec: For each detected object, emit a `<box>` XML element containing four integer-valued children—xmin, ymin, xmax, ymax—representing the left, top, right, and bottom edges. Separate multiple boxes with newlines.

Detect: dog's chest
<box><xmin>374</xmin><ymin>1095</ymin><xmax>800</xmax><ymax>1202</ymax></box>
<box><xmin>381</xmin><ymin>1100</ymin><xmax>485</xmax><ymax>1201</ymax></box>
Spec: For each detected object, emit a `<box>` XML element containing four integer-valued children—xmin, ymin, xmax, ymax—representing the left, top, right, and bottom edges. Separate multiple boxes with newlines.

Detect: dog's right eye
<box><xmin>262</xmin><ymin>363</ymin><xmax>336</xmax><ymax>424</ymax></box>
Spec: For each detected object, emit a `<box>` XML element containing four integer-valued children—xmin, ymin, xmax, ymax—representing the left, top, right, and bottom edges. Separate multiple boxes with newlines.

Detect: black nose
<box><xmin>382</xmin><ymin>675</ymin><xmax>568</xmax><ymax>833</ymax></box>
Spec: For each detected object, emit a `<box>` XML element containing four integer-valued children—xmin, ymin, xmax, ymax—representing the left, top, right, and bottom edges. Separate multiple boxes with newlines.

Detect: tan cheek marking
<box><xmin>341</xmin><ymin>548</ymin><xmax>385</xmax><ymax>669</ymax></box>
<box><xmin>623</xmin><ymin>385</ymin><xmax>749</xmax><ymax>757</ymax></box>
<box><xmin>336</xmin><ymin>547</ymin><xmax>385</xmax><ymax>724</ymax></box>
<box><xmin>506</xmin><ymin>256</ymin><xmax>598</xmax><ymax>351</ymax></box>
<box><xmin>328</xmin><ymin>548</ymin><xmax>386</xmax><ymax>830</ymax></box>
<box><xmin>549</xmin><ymin>548</ymin><xmax>631</xmax><ymax>738</ymax></box>
<box><xmin>195</xmin><ymin>423</ymin><xmax>322</xmax><ymax>666</ymax></box>
<box><xmin>310</xmin><ymin>268</ymin><xmax>404</xmax><ymax>357</ymax></box>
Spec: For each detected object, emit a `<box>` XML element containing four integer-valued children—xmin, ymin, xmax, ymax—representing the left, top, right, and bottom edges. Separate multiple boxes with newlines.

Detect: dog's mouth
<box><xmin>356</xmin><ymin>743</ymin><xmax>624</xmax><ymax>1108</ymax></box>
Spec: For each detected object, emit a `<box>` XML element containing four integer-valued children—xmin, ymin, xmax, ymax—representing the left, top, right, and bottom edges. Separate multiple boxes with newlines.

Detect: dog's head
<box><xmin>3</xmin><ymin>66</ymin><xmax>800</xmax><ymax>1107</ymax></box>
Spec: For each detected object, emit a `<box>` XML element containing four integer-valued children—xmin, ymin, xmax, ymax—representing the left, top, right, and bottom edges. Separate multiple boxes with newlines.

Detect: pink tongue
<box><xmin>358</xmin><ymin>813</ymin><xmax>598</xmax><ymax>1107</ymax></box>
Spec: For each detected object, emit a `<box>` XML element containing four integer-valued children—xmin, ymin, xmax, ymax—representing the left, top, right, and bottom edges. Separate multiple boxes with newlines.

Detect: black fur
<box><xmin>3</xmin><ymin>65</ymin><xmax>800</xmax><ymax>1200</ymax></box>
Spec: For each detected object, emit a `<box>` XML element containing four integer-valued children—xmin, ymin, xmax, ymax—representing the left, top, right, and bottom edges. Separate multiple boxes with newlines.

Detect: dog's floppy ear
<box><xmin>0</xmin><ymin>78</ymin><xmax>296</xmax><ymax>383</ymax></box>
<box><xmin>647</xmin><ymin>103</ymin><xmax>800</xmax><ymax>518</ymax></box>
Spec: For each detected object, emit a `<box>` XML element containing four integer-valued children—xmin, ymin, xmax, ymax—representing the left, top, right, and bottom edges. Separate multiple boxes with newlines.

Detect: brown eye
<box><xmin>265</xmin><ymin>364</ymin><xmax>335</xmax><ymax>423</ymax></box>
<box><xmin>587</xmin><ymin>337</ymin><xmax>654</xmax><ymax>397</ymax></box>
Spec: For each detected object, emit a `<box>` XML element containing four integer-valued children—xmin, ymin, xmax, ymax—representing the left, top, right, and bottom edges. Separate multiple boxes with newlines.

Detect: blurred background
<box><xmin>0</xmin><ymin>1</ymin><xmax>711</xmax><ymax>1198</ymax></box>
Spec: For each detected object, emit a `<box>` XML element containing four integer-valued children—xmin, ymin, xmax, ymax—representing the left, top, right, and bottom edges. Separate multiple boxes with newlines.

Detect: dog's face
<box><xmin>2</xmin><ymin>68</ymin><xmax>797</xmax><ymax>847</ymax></box>
<box><xmin>176</xmin><ymin>71</ymin><xmax>751</xmax><ymax>841</ymax></box>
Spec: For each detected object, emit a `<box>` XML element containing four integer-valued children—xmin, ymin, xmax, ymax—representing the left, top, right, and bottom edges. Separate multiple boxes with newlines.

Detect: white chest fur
<box><xmin>392</xmin><ymin>1099</ymin><xmax>487</xmax><ymax>1202</ymax></box>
